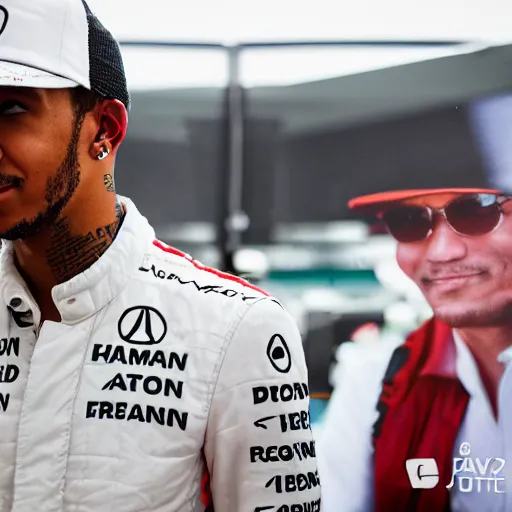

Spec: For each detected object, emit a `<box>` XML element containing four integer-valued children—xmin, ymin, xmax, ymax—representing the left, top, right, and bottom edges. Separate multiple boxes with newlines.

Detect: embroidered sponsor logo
<box><xmin>253</xmin><ymin>383</ymin><xmax>309</xmax><ymax>405</ymax></box>
<box><xmin>265</xmin><ymin>471</ymin><xmax>320</xmax><ymax>493</ymax></box>
<box><xmin>254</xmin><ymin>411</ymin><xmax>310</xmax><ymax>433</ymax></box>
<box><xmin>255</xmin><ymin>501</ymin><xmax>321</xmax><ymax>512</ymax></box>
<box><xmin>139</xmin><ymin>263</ymin><xmax>261</xmax><ymax>302</ymax></box>
<box><xmin>267</xmin><ymin>334</ymin><xmax>291</xmax><ymax>374</ymax></box>
<box><xmin>118</xmin><ymin>306</ymin><xmax>167</xmax><ymax>345</ymax></box>
<box><xmin>250</xmin><ymin>442</ymin><xmax>316</xmax><ymax>464</ymax></box>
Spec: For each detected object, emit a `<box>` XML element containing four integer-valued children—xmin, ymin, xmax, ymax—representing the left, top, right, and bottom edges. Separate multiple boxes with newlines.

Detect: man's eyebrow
<box><xmin>0</xmin><ymin>87</ymin><xmax>42</xmax><ymax>101</ymax></box>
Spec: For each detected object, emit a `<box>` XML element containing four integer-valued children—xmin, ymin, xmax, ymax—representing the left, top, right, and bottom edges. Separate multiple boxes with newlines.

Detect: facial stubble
<box><xmin>0</xmin><ymin>105</ymin><xmax>85</xmax><ymax>241</ymax></box>
<box><xmin>427</xmin><ymin>278</ymin><xmax>512</xmax><ymax>328</ymax></box>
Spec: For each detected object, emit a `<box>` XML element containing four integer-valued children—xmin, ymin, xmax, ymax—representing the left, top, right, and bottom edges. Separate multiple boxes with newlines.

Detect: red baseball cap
<box><xmin>348</xmin><ymin>187</ymin><xmax>501</xmax><ymax>211</ymax></box>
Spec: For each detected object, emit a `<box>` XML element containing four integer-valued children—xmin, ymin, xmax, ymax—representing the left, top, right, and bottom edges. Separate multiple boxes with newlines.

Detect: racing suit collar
<box><xmin>0</xmin><ymin>196</ymin><xmax>153</xmax><ymax>325</ymax></box>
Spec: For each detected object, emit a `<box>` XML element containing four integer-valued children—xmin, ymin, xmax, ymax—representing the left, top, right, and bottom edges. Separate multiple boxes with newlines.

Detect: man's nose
<box><xmin>424</xmin><ymin>216</ymin><xmax>467</xmax><ymax>263</ymax></box>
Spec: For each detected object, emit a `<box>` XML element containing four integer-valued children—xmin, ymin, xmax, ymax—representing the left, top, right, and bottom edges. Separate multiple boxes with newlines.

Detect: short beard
<box><xmin>435</xmin><ymin>300</ymin><xmax>512</xmax><ymax>329</ymax></box>
<box><xmin>0</xmin><ymin>105</ymin><xmax>86</xmax><ymax>241</ymax></box>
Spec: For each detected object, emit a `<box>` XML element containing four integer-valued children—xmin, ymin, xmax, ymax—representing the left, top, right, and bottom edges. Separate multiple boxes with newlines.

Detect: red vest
<box><xmin>373</xmin><ymin>318</ymin><xmax>470</xmax><ymax>512</ymax></box>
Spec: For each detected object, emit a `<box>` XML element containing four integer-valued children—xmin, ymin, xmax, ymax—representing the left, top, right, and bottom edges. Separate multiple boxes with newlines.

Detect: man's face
<box><xmin>396</xmin><ymin>193</ymin><xmax>512</xmax><ymax>328</ymax></box>
<box><xmin>0</xmin><ymin>87</ymin><xmax>83</xmax><ymax>240</ymax></box>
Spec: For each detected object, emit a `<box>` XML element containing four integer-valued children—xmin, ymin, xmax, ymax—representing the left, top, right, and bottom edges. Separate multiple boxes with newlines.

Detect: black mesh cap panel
<box><xmin>81</xmin><ymin>0</ymin><xmax>131</xmax><ymax>110</ymax></box>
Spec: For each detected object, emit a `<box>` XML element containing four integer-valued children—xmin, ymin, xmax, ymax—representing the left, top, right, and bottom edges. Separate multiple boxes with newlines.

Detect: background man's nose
<box><xmin>424</xmin><ymin>217</ymin><xmax>468</xmax><ymax>263</ymax></box>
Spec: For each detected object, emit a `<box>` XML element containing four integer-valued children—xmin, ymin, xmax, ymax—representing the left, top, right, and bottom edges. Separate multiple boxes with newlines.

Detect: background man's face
<box><xmin>396</xmin><ymin>193</ymin><xmax>512</xmax><ymax>327</ymax></box>
<box><xmin>0</xmin><ymin>87</ymin><xmax>83</xmax><ymax>240</ymax></box>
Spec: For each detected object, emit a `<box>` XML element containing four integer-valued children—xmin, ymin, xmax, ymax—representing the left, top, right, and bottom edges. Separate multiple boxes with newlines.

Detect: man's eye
<box><xmin>0</xmin><ymin>101</ymin><xmax>27</xmax><ymax>115</ymax></box>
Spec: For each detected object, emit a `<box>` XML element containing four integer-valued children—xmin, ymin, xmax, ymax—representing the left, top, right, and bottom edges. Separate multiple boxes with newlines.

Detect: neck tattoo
<box><xmin>46</xmin><ymin>202</ymin><xmax>125</xmax><ymax>284</ymax></box>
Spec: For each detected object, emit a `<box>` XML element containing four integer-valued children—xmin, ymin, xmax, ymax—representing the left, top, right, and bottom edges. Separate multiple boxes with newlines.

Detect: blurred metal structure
<box><xmin>115</xmin><ymin>40</ymin><xmax>512</xmax><ymax>271</ymax></box>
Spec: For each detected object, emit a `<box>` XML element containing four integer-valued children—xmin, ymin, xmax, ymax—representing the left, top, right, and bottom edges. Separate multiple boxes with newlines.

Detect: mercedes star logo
<box><xmin>118</xmin><ymin>306</ymin><xmax>167</xmax><ymax>345</ymax></box>
<box><xmin>0</xmin><ymin>7</ymin><xmax>9</xmax><ymax>37</ymax></box>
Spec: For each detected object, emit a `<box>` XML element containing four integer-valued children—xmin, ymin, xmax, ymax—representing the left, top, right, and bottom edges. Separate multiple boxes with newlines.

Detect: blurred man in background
<box><xmin>0</xmin><ymin>1</ymin><xmax>319</xmax><ymax>510</ymax></box>
<box><xmin>318</xmin><ymin>187</ymin><xmax>512</xmax><ymax>512</ymax></box>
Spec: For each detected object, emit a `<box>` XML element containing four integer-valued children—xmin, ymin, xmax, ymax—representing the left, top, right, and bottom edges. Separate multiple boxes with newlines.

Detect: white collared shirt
<box><xmin>317</xmin><ymin>331</ymin><xmax>512</xmax><ymax>512</ymax></box>
<box><xmin>451</xmin><ymin>333</ymin><xmax>512</xmax><ymax>512</ymax></box>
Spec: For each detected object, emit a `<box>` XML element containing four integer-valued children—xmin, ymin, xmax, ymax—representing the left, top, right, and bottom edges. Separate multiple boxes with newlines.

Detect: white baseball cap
<box><xmin>0</xmin><ymin>0</ymin><xmax>130</xmax><ymax>108</ymax></box>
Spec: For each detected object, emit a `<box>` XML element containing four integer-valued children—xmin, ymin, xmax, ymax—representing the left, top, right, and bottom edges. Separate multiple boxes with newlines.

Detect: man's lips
<box><xmin>429</xmin><ymin>273</ymin><xmax>483</xmax><ymax>282</ymax></box>
<box><xmin>422</xmin><ymin>272</ymin><xmax>486</xmax><ymax>287</ymax></box>
<box><xmin>0</xmin><ymin>175</ymin><xmax>22</xmax><ymax>191</ymax></box>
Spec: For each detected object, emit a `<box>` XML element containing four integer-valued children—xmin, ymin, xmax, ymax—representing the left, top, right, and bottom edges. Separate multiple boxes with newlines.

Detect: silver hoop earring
<box><xmin>97</xmin><ymin>147</ymin><xmax>110</xmax><ymax>161</ymax></box>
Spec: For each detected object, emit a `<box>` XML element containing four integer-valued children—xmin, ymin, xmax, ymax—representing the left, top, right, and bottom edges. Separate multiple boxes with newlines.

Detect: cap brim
<box><xmin>348</xmin><ymin>188</ymin><xmax>502</xmax><ymax>211</ymax></box>
<box><xmin>0</xmin><ymin>61</ymin><xmax>79</xmax><ymax>89</ymax></box>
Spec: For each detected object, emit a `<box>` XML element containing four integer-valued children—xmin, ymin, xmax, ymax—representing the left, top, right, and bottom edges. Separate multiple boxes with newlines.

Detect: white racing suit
<box><xmin>0</xmin><ymin>197</ymin><xmax>320</xmax><ymax>512</ymax></box>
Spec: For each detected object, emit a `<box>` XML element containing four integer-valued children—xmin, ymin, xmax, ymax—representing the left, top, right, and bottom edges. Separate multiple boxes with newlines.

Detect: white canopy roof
<box><xmin>87</xmin><ymin>0</ymin><xmax>512</xmax><ymax>89</ymax></box>
<box><xmin>88</xmin><ymin>0</ymin><xmax>511</xmax><ymax>44</ymax></box>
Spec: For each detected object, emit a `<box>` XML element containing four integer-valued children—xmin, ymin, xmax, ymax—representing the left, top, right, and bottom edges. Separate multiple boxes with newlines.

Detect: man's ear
<box><xmin>90</xmin><ymin>99</ymin><xmax>128</xmax><ymax>160</ymax></box>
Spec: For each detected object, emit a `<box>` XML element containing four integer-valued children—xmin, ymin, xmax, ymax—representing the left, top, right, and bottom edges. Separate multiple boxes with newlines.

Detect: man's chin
<box><xmin>0</xmin><ymin>223</ymin><xmax>24</xmax><ymax>241</ymax></box>
<box><xmin>434</xmin><ymin>311</ymin><xmax>481</xmax><ymax>329</ymax></box>
<box><xmin>0</xmin><ymin>195</ymin><xmax>71</xmax><ymax>242</ymax></box>
<box><xmin>0</xmin><ymin>214</ymin><xmax>46</xmax><ymax>241</ymax></box>
<box><xmin>433</xmin><ymin>303</ymin><xmax>512</xmax><ymax>329</ymax></box>
<box><xmin>0</xmin><ymin>226</ymin><xmax>35</xmax><ymax>242</ymax></box>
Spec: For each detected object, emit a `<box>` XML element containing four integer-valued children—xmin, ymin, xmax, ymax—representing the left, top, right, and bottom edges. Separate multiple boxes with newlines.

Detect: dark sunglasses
<box><xmin>378</xmin><ymin>193</ymin><xmax>512</xmax><ymax>243</ymax></box>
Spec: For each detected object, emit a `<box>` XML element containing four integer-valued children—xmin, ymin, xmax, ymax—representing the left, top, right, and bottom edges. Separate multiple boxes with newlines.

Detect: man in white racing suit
<box><xmin>0</xmin><ymin>1</ymin><xmax>320</xmax><ymax>511</ymax></box>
